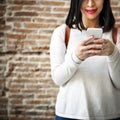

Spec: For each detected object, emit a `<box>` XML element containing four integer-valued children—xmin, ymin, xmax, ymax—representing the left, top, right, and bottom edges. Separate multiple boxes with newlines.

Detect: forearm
<box><xmin>51</xmin><ymin>52</ymin><xmax>82</xmax><ymax>86</ymax></box>
<box><xmin>107</xmin><ymin>47</ymin><xmax>120</xmax><ymax>89</ymax></box>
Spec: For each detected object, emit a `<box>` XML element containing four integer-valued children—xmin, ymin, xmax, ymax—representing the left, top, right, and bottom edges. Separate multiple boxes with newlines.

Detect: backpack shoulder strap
<box><xmin>65</xmin><ymin>26</ymin><xmax>70</xmax><ymax>48</ymax></box>
<box><xmin>112</xmin><ymin>28</ymin><xmax>118</xmax><ymax>44</ymax></box>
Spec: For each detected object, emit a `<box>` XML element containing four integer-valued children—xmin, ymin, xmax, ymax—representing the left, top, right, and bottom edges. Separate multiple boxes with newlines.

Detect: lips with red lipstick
<box><xmin>85</xmin><ymin>9</ymin><xmax>97</xmax><ymax>14</ymax></box>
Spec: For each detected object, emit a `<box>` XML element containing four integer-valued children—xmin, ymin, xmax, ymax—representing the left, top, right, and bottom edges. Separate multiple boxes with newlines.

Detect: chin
<box><xmin>86</xmin><ymin>14</ymin><xmax>99</xmax><ymax>21</ymax></box>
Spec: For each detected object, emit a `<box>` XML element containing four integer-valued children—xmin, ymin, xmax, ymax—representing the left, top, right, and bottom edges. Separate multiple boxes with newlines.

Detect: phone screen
<box><xmin>86</xmin><ymin>28</ymin><xmax>103</xmax><ymax>38</ymax></box>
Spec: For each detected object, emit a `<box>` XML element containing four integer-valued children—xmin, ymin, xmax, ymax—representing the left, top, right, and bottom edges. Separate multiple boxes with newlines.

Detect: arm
<box><xmin>50</xmin><ymin>25</ymin><xmax>82</xmax><ymax>86</ymax></box>
<box><xmin>107</xmin><ymin>29</ymin><xmax>120</xmax><ymax>89</ymax></box>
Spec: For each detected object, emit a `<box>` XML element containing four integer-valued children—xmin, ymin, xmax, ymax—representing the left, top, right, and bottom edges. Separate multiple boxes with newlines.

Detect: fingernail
<box><xmin>90</xmin><ymin>35</ymin><xmax>94</xmax><ymax>38</ymax></box>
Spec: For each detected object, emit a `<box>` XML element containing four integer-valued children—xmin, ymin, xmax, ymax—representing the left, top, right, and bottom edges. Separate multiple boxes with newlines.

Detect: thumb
<box><xmin>82</xmin><ymin>36</ymin><xmax>94</xmax><ymax>45</ymax></box>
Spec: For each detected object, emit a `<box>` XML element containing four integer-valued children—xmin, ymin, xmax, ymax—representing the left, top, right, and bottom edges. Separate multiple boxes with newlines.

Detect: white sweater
<box><xmin>50</xmin><ymin>24</ymin><xmax>120</xmax><ymax>120</ymax></box>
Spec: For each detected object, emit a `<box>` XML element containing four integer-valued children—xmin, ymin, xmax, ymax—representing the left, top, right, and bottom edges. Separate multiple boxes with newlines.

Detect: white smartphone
<box><xmin>86</xmin><ymin>28</ymin><xmax>103</xmax><ymax>38</ymax></box>
<box><xmin>86</xmin><ymin>28</ymin><xmax>103</xmax><ymax>45</ymax></box>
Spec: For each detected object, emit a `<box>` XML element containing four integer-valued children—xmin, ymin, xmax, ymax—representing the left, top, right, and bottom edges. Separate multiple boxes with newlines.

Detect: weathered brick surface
<box><xmin>0</xmin><ymin>0</ymin><xmax>120</xmax><ymax>119</ymax></box>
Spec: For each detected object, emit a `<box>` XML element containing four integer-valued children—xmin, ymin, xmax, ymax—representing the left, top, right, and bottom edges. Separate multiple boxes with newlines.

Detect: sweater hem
<box><xmin>56</xmin><ymin>111</ymin><xmax>120</xmax><ymax>120</ymax></box>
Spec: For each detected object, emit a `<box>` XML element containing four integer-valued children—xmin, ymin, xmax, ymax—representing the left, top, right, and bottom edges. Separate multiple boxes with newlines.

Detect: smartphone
<box><xmin>86</xmin><ymin>28</ymin><xmax>103</xmax><ymax>38</ymax></box>
<box><xmin>86</xmin><ymin>28</ymin><xmax>103</xmax><ymax>45</ymax></box>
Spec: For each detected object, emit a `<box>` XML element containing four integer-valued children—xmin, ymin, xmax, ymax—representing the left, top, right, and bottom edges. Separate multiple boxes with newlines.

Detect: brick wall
<box><xmin>0</xmin><ymin>0</ymin><xmax>119</xmax><ymax>120</ymax></box>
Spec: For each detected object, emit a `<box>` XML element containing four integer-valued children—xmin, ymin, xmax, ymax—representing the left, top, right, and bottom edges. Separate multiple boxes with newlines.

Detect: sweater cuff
<box><xmin>71</xmin><ymin>52</ymin><xmax>82</xmax><ymax>64</ymax></box>
<box><xmin>107</xmin><ymin>47</ymin><xmax>119</xmax><ymax>62</ymax></box>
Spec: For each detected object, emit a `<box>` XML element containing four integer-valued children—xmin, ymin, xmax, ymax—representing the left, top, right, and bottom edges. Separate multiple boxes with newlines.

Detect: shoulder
<box><xmin>51</xmin><ymin>24</ymin><xmax>67</xmax><ymax>43</ymax></box>
<box><xmin>116</xmin><ymin>28</ymin><xmax>120</xmax><ymax>38</ymax></box>
<box><xmin>117</xmin><ymin>28</ymin><xmax>120</xmax><ymax>36</ymax></box>
<box><xmin>117</xmin><ymin>28</ymin><xmax>120</xmax><ymax>33</ymax></box>
<box><xmin>116</xmin><ymin>28</ymin><xmax>120</xmax><ymax>44</ymax></box>
<box><xmin>53</xmin><ymin>24</ymin><xmax>66</xmax><ymax>35</ymax></box>
<box><xmin>56</xmin><ymin>24</ymin><xmax>66</xmax><ymax>30</ymax></box>
<box><xmin>51</xmin><ymin>24</ymin><xmax>66</xmax><ymax>41</ymax></box>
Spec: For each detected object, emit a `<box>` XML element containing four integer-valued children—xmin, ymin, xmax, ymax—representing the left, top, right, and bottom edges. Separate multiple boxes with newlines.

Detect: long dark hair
<box><xmin>65</xmin><ymin>0</ymin><xmax>115</xmax><ymax>32</ymax></box>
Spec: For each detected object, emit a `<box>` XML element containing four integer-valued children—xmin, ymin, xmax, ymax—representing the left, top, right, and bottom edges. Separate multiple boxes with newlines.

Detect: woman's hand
<box><xmin>94</xmin><ymin>38</ymin><xmax>115</xmax><ymax>56</ymax></box>
<box><xmin>75</xmin><ymin>36</ymin><xmax>115</xmax><ymax>61</ymax></box>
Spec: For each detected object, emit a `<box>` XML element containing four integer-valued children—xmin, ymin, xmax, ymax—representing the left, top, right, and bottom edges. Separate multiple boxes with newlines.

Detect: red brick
<box><xmin>0</xmin><ymin>5</ymin><xmax>6</xmax><ymax>10</ymax></box>
<box><xmin>15</xmin><ymin>12</ymin><xmax>38</xmax><ymax>16</ymax></box>
<box><xmin>24</xmin><ymin>6</ymin><xmax>51</xmax><ymax>11</ymax></box>
<box><xmin>40</xmin><ymin>1</ymin><xmax>65</xmax><ymax>6</ymax></box>
<box><xmin>13</xmin><ymin>29</ymin><xmax>36</xmax><ymax>34</ymax></box>
<box><xmin>0</xmin><ymin>110</ymin><xmax>8</xmax><ymax>115</ymax></box>
<box><xmin>0</xmin><ymin>18</ymin><xmax>5</xmax><ymax>24</ymax></box>
<box><xmin>33</xmin><ymin>18</ymin><xmax>57</xmax><ymax>23</ymax></box>
<box><xmin>0</xmin><ymin>97</ymin><xmax>8</xmax><ymax>103</ymax></box>
<box><xmin>40</xmin><ymin>12</ymin><xmax>66</xmax><ymax>18</ymax></box>
<box><xmin>7</xmin><ymin>6</ymin><xmax>22</xmax><ymax>11</ymax></box>
<box><xmin>9</xmin><ymin>117</ymin><xmax>30</xmax><ymax>120</ymax></box>
<box><xmin>6</xmin><ymin>33</ymin><xmax>26</xmax><ymax>39</ymax></box>
<box><xmin>7</xmin><ymin>17</ymin><xmax>31</xmax><ymax>22</ymax></box>
<box><xmin>24</xmin><ymin>23</ymin><xmax>49</xmax><ymax>29</ymax></box>
<box><xmin>53</xmin><ymin>7</ymin><xmax>69</xmax><ymax>12</ymax></box>
<box><xmin>8</xmin><ymin>0</ymin><xmax>36</xmax><ymax>5</ymax></box>
<box><xmin>26</xmin><ymin>100</ymin><xmax>51</xmax><ymax>105</ymax></box>
<box><xmin>0</xmin><ymin>11</ymin><xmax>5</xmax><ymax>17</ymax></box>
<box><xmin>0</xmin><ymin>25</ymin><xmax>11</xmax><ymax>31</ymax></box>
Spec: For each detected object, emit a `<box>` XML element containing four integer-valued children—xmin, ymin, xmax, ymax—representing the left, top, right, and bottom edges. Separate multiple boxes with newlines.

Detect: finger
<box><xmin>84</xmin><ymin>44</ymin><xmax>103</xmax><ymax>51</ymax></box>
<box><xmin>86</xmin><ymin>49</ymin><xmax>102</xmax><ymax>55</ymax></box>
<box><xmin>93</xmin><ymin>38</ymin><xmax>105</xmax><ymax>44</ymax></box>
<box><xmin>81</xmin><ymin>36</ymin><xmax>94</xmax><ymax>45</ymax></box>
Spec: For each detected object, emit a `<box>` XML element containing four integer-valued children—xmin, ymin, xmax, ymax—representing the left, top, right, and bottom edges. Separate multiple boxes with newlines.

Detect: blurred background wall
<box><xmin>0</xmin><ymin>0</ymin><xmax>120</xmax><ymax>120</ymax></box>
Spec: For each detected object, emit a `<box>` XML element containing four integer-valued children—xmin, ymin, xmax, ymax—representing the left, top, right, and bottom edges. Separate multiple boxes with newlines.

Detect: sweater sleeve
<box><xmin>50</xmin><ymin>25</ymin><xmax>82</xmax><ymax>86</ymax></box>
<box><xmin>107</xmin><ymin>28</ymin><xmax>120</xmax><ymax>89</ymax></box>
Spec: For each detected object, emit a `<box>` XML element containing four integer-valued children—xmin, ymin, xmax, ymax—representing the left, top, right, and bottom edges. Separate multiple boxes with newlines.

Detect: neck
<box><xmin>83</xmin><ymin>18</ymin><xmax>100</xmax><ymax>28</ymax></box>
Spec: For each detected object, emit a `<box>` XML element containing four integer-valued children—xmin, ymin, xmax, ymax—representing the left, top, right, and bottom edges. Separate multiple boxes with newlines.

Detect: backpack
<box><xmin>65</xmin><ymin>26</ymin><xmax>118</xmax><ymax>48</ymax></box>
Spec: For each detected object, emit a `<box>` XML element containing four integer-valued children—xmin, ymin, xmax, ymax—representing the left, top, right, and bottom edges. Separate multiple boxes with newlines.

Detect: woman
<box><xmin>50</xmin><ymin>0</ymin><xmax>120</xmax><ymax>119</ymax></box>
